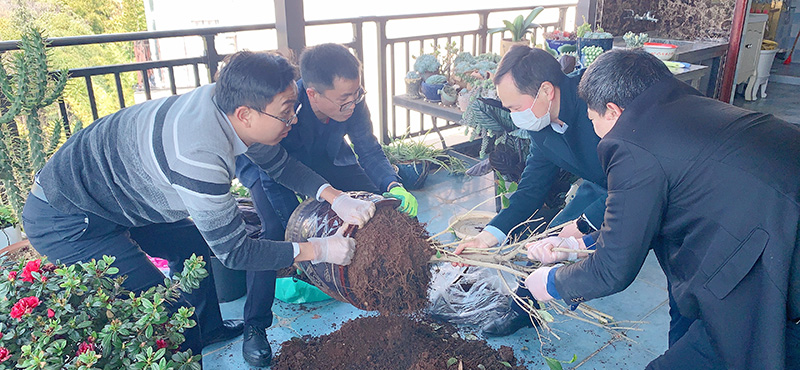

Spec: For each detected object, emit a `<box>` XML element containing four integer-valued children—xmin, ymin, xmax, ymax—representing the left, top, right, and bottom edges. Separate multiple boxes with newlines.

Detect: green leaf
<box><xmin>436</xmin><ymin>250</ymin><xmax>442</xmax><ymax>258</ymax></box>
<box><xmin>447</xmin><ymin>357</ymin><xmax>458</xmax><ymax>367</ymax></box>
<box><xmin>523</xmin><ymin>7</ymin><xmax>544</xmax><ymax>28</ymax></box>
<box><xmin>501</xmin><ymin>361</ymin><xmax>513</xmax><ymax>367</ymax></box>
<box><xmin>107</xmin><ymin>267</ymin><xmax>119</xmax><ymax>275</ymax></box>
<box><xmin>545</xmin><ymin>357</ymin><xmax>563</xmax><ymax>370</ymax></box>
<box><xmin>538</xmin><ymin>309</ymin><xmax>555</xmax><ymax>322</ymax></box>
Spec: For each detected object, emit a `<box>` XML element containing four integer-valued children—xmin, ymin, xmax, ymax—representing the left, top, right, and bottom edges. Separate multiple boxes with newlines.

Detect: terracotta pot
<box><xmin>284</xmin><ymin>192</ymin><xmax>400</xmax><ymax>309</ymax></box>
<box><xmin>500</xmin><ymin>39</ymin><xmax>530</xmax><ymax>56</ymax></box>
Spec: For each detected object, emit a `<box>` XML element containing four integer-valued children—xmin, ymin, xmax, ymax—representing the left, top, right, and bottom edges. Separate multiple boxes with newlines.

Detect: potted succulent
<box><xmin>543</xmin><ymin>30</ymin><xmax>577</xmax><ymax>55</ymax></box>
<box><xmin>0</xmin><ymin>204</ymin><xmax>22</xmax><ymax>249</ymax></box>
<box><xmin>576</xmin><ymin>20</ymin><xmax>614</xmax><ymax>60</ymax></box>
<box><xmin>383</xmin><ymin>138</ymin><xmax>465</xmax><ymax>189</ymax></box>
<box><xmin>488</xmin><ymin>7</ymin><xmax>544</xmax><ymax>55</ymax></box>
<box><xmin>413</xmin><ymin>53</ymin><xmax>441</xmax><ymax>81</ymax></box>
<box><xmin>439</xmin><ymin>84</ymin><xmax>459</xmax><ymax>106</ymax></box>
<box><xmin>421</xmin><ymin>74</ymin><xmax>447</xmax><ymax>102</ymax></box>
<box><xmin>623</xmin><ymin>31</ymin><xmax>650</xmax><ymax>49</ymax></box>
<box><xmin>405</xmin><ymin>70</ymin><xmax>423</xmax><ymax>99</ymax></box>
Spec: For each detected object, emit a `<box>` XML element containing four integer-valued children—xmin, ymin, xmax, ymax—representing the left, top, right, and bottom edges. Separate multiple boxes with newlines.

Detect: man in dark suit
<box><xmin>525</xmin><ymin>48</ymin><xmax>800</xmax><ymax>369</ymax></box>
<box><xmin>455</xmin><ymin>45</ymin><xmax>609</xmax><ymax>337</ymax></box>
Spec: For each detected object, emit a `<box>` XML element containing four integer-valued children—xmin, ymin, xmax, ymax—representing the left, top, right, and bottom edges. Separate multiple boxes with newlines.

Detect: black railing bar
<box><xmin>167</xmin><ymin>66</ymin><xmax>177</xmax><ymax>95</ymax></box>
<box><xmin>0</xmin><ymin>24</ymin><xmax>277</xmax><ymax>51</ymax></box>
<box><xmin>114</xmin><ymin>72</ymin><xmax>125</xmax><ymax>109</ymax></box>
<box><xmin>85</xmin><ymin>76</ymin><xmax>99</xmax><ymax>120</ymax></box>
<box><xmin>142</xmin><ymin>70</ymin><xmax>152</xmax><ymax>101</ymax></box>
<box><xmin>58</xmin><ymin>100</ymin><xmax>70</xmax><ymax>137</ymax></box>
<box><xmin>305</xmin><ymin>4</ymin><xmax>573</xmax><ymax>25</ymax></box>
<box><xmin>65</xmin><ymin>56</ymin><xmax>208</xmax><ymax>77</ymax></box>
<box><xmin>192</xmin><ymin>64</ymin><xmax>201</xmax><ymax>88</ymax></box>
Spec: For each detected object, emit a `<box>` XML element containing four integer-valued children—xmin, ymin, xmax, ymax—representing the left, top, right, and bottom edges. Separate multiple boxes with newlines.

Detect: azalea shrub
<box><xmin>0</xmin><ymin>253</ymin><xmax>208</xmax><ymax>370</ymax></box>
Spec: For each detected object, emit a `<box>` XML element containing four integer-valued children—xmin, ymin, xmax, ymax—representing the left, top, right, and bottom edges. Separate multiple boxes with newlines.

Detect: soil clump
<box><xmin>347</xmin><ymin>206</ymin><xmax>433</xmax><ymax>315</ymax></box>
<box><xmin>272</xmin><ymin>314</ymin><xmax>528</xmax><ymax>370</ymax></box>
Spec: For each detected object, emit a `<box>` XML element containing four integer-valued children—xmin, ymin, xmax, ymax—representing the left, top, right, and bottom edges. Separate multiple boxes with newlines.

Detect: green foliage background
<box><xmin>0</xmin><ymin>0</ymin><xmax>146</xmax><ymax>126</ymax></box>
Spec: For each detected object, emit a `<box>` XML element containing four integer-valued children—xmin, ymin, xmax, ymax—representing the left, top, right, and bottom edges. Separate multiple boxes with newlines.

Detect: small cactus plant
<box><xmin>413</xmin><ymin>54</ymin><xmax>440</xmax><ymax>74</ymax></box>
<box><xmin>425</xmin><ymin>74</ymin><xmax>447</xmax><ymax>85</ymax></box>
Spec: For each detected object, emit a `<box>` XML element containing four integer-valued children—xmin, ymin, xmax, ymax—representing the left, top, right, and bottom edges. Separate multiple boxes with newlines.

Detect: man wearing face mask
<box><xmin>455</xmin><ymin>45</ymin><xmax>608</xmax><ymax>337</ymax></box>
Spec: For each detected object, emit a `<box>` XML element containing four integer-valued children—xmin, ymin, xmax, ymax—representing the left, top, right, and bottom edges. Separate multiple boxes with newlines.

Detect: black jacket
<box><xmin>553</xmin><ymin>77</ymin><xmax>800</xmax><ymax>369</ymax></box>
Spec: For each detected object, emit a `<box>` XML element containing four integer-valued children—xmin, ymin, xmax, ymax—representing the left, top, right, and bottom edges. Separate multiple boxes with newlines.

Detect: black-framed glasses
<box><xmin>253</xmin><ymin>103</ymin><xmax>302</xmax><ymax>127</ymax></box>
<box><xmin>319</xmin><ymin>87</ymin><xmax>366</xmax><ymax>112</ymax></box>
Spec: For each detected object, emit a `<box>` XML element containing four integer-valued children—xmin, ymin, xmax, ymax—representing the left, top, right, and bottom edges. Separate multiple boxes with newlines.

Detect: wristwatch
<box><xmin>575</xmin><ymin>214</ymin><xmax>596</xmax><ymax>235</ymax></box>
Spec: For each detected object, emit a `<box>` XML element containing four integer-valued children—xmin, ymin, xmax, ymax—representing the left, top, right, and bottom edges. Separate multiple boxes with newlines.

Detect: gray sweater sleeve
<box><xmin>244</xmin><ymin>143</ymin><xmax>328</xmax><ymax>198</ymax></box>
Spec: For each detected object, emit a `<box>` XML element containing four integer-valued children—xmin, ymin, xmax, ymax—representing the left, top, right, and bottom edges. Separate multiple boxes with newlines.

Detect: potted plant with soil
<box><xmin>412</xmin><ymin>53</ymin><xmax>440</xmax><ymax>81</ymax></box>
<box><xmin>421</xmin><ymin>74</ymin><xmax>447</xmax><ymax>102</ymax></box>
<box><xmin>405</xmin><ymin>70</ymin><xmax>423</xmax><ymax>99</ymax></box>
<box><xmin>623</xmin><ymin>31</ymin><xmax>650</xmax><ymax>49</ymax></box>
<box><xmin>383</xmin><ymin>137</ymin><xmax>464</xmax><ymax>189</ymax></box>
<box><xmin>544</xmin><ymin>30</ymin><xmax>577</xmax><ymax>55</ymax></box>
<box><xmin>488</xmin><ymin>7</ymin><xmax>544</xmax><ymax>55</ymax></box>
<box><xmin>576</xmin><ymin>20</ymin><xmax>614</xmax><ymax>62</ymax></box>
<box><xmin>439</xmin><ymin>84</ymin><xmax>459</xmax><ymax>106</ymax></box>
<box><xmin>0</xmin><ymin>204</ymin><xmax>22</xmax><ymax>249</ymax></box>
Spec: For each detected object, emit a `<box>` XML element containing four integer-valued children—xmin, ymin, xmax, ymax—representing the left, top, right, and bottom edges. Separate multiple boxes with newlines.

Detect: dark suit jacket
<box><xmin>554</xmin><ymin>77</ymin><xmax>800</xmax><ymax>369</ymax></box>
<box><xmin>488</xmin><ymin>69</ymin><xmax>607</xmax><ymax>234</ymax></box>
<box><xmin>279</xmin><ymin>80</ymin><xmax>400</xmax><ymax>192</ymax></box>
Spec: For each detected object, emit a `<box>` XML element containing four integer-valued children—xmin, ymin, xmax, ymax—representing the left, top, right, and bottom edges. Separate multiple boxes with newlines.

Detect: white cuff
<box><xmin>292</xmin><ymin>242</ymin><xmax>300</xmax><ymax>258</ymax></box>
<box><xmin>315</xmin><ymin>184</ymin><xmax>332</xmax><ymax>201</ymax></box>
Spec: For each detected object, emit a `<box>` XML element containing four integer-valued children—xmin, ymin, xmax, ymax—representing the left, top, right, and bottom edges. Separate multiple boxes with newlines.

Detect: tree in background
<box><xmin>0</xmin><ymin>0</ymin><xmax>146</xmax><ymax>127</ymax></box>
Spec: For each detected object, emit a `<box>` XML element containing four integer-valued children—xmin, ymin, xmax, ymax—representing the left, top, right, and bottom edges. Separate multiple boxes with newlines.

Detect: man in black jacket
<box><xmin>524</xmin><ymin>49</ymin><xmax>800</xmax><ymax>369</ymax></box>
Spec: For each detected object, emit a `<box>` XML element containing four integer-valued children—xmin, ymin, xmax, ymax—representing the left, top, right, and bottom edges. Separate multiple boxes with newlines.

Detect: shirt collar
<box><xmin>550</xmin><ymin>121</ymin><xmax>569</xmax><ymax>134</ymax></box>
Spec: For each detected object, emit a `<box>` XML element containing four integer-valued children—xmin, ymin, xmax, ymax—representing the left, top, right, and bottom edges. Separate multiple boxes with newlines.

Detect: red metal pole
<box><xmin>719</xmin><ymin>0</ymin><xmax>750</xmax><ymax>102</ymax></box>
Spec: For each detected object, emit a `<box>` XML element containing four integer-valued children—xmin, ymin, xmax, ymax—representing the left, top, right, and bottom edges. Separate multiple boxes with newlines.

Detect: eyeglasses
<box><xmin>253</xmin><ymin>103</ymin><xmax>302</xmax><ymax>127</ymax></box>
<box><xmin>318</xmin><ymin>87</ymin><xmax>366</xmax><ymax>112</ymax></box>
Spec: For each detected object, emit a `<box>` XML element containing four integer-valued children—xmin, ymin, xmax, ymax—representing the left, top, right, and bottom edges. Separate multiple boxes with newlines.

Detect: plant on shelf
<box><xmin>413</xmin><ymin>53</ymin><xmax>441</xmax><ymax>79</ymax></box>
<box><xmin>421</xmin><ymin>74</ymin><xmax>448</xmax><ymax>102</ymax></box>
<box><xmin>543</xmin><ymin>30</ymin><xmax>577</xmax><ymax>55</ymax></box>
<box><xmin>488</xmin><ymin>7</ymin><xmax>545</xmax><ymax>55</ymax></box>
<box><xmin>623</xmin><ymin>31</ymin><xmax>650</xmax><ymax>48</ymax></box>
<box><xmin>404</xmin><ymin>70</ymin><xmax>423</xmax><ymax>99</ymax></box>
<box><xmin>439</xmin><ymin>84</ymin><xmax>459</xmax><ymax>106</ymax></box>
<box><xmin>0</xmin><ymin>254</ymin><xmax>207</xmax><ymax>369</ymax></box>
<box><xmin>575</xmin><ymin>18</ymin><xmax>614</xmax><ymax>63</ymax></box>
<box><xmin>383</xmin><ymin>137</ymin><xmax>465</xmax><ymax>189</ymax></box>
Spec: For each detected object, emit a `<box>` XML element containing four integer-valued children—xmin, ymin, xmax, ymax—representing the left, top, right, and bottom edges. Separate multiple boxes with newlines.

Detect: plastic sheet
<box><xmin>428</xmin><ymin>264</ymin><xmax>514</xmax><ymax>326</ymax></box>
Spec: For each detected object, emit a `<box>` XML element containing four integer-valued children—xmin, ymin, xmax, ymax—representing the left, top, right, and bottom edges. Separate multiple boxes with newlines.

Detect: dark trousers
<box><xmin>241</xmin><ymin>159</ymin><xmax>379</xmax><ymax>328</ymax></box>
<box><xmin>21</xmin><ymin>195</ymin><xmax>224</xmax><ymax>356</ymax></box>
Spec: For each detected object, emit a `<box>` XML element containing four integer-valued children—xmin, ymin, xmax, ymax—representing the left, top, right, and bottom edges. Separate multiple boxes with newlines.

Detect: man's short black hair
<box><xmin>493</xmin><ymin>45</ymin><xmax>565</xmax><ymax>97</ymax></box>
<box><xmin>578</xmin><ymin>48</ymin><xmax>673</xmax><ymax>115</ymax></box>
<box><xmin>214</xmin><ymin>51</ymin><xmax>298</xmax><ymax>114</ymax></box>
<box><xmin>300</xmin><ymin>43</ymin><xmax>361</xmax><ymax>92</ymax></box>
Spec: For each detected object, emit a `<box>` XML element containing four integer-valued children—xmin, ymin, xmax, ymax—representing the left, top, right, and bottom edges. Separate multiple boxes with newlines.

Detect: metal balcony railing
<box><xmin>0</xmin><ymin>4</ymin><xmax>577</xmax><ymax>143</ymax></box>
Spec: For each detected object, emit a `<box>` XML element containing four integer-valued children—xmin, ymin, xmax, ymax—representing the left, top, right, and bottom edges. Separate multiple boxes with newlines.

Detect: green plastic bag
<box><xmin>274</xmin><ymin>277</ymin><xmax>331</xmax><ymax>303</ymax></box>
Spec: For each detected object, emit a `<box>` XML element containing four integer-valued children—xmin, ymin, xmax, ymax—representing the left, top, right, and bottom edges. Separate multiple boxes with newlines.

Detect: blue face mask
<box><xmin>510</xmin><ymin>90</ymin><xmax>551</xmax><ymax>132</ymax></box>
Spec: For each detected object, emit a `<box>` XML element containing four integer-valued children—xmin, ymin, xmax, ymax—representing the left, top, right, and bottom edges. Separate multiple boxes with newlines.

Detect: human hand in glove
<box><xmin>331</xmin><ymin>193</ymin><xmax>376</xmax><ymax>227</ymax></box>
<box><xmin>382</xmin><ymin>185</ymin><xmax>418</xmax><ymax>217</ymax></box>
<box><xmin>526</xmin><ymin>236</ymin><xmax>585</xmax><ymax>264</ymax></box>
<box><xmin>525</xmin><ymin>266</ymin><xmax>557</xmax><ymax>302</ymax></box>
<box><xmin>451</xmin><ymin>230</ymin><xmax>499</xmax><ymax>267</ymax></box>
<box><xmin>309</xmin><ymin>226</ymin><xmax>356</xmax><ymax>265</ymax></box>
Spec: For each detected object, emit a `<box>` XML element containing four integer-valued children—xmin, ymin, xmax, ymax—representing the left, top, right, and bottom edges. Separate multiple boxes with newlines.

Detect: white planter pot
<box><xmin>1</xmin><ymin>224</ymin><xmax>22</xmax><ymax>249</ymax></box>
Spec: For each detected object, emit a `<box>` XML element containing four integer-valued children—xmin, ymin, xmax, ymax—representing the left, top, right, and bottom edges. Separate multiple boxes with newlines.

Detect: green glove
<box><xmin>383</xmin><ymin>186</ymin><xmax>418</xmax><ymax>217</ymax></box>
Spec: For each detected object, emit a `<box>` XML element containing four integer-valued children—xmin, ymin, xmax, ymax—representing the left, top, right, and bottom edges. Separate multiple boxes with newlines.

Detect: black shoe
<box><xmin>242</xmin><ymin>325</ymin><xmax>272</xmax><ymax>367</ymax></box>
<box><xmin>204</xmin><ymin>319</ymin><xmax>244</xmax><ymax>346</ymax></box>
<box><xmin>481</xmin><ymin>309</ymin><xmax>535</xmax><ymax>337</ymax></box>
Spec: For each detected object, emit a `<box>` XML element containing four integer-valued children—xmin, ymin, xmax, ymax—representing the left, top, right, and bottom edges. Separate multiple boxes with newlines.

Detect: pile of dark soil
<box><xmin>272</xmin><ymin>315</ymin><xmax>528</xmax><ymax>370</ymax></box>
<box><xmin>347</xmin><ymin>206</ymin><xmax>433</xmax><ymax>315</ymax></box>
<box><xmin>4</xmin><ymin>242</ymin><xmax>41</xmax><ymax>262</ymax></box>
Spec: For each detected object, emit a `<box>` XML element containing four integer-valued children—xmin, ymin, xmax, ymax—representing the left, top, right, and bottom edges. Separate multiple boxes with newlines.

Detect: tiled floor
<box><xmin>202</xmin><ymin>168</ymin><xmax>671</xmax><ymax>369</ymax></box>
<box><xmin>732</xmin><ymin>60</ymin><xmax>800</xmax><ymax>125</ymax></box>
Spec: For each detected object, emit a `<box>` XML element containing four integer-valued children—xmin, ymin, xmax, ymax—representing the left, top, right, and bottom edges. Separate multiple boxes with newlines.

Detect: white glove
<box><xmin>331</xmin><ymin>193</ymin><xmax>376</xmax><ymax>227</ymax></box>
<box><xmin>309</xmin><ymin>227</ymin><xmax>356</xmax><ymax>265</ymax></box>
<box><xmin>525</xmin><ymin>266</ymin><xmax>557</xmax><ymax>302</ymax></box>
<box><xmin>526</xmin><ymin>236</ymin><xmax>582</xmax><ymax>264</ymax></box>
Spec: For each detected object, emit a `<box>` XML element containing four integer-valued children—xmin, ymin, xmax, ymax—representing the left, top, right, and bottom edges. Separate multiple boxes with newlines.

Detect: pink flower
<box><xmin>7</xmin><ymin>271</ymin><xmax>17</xmax><ymax>281</ymax></box>
<box><xmin>21</xmin><ymin>259</ymin><xmax>42</xmax><ymax>283</ymax></box>
<box><xmin>156</xmin><ymin>339</ymin><xmax>168</xmax><ymax>349</ymax></box>
<box><xmin>76</xmin><ymin>341</ymin><xmax>95</xmax><ymax>355</ymax></box>
<box><xmin>0</xmin><ymin>347</ymin><xmax>10</xmax><ymax>362</ymax></box>
<box><xmin>10</xmin><ymin>296</ymin><xmax>41</xmax><ymax>319</ymax></box>
<box><xmin>47</xmin><ymin>308</ymin><xmax>55</xmax><ymax>318</ymax></box>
